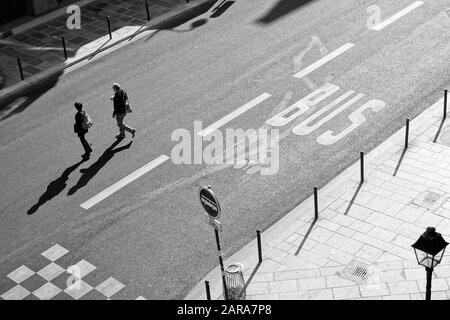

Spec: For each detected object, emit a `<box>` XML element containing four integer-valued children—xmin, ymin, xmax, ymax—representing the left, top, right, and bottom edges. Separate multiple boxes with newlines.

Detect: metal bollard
<box><xmin>145</xmin><ymin>0</ymin><xmax>150</xmax><ymax>21</ymax></box>
<box><xmin>405</xmin><ymin>119</ymin><xmax>410</xmax><ymax>149</ymax></box>
<box><xmin>256</xmin><ymin>229</ymin><xmax>262</xmax><ymax>263</ymax></box>
<box><xmin>17</xmin><ymin>58</ymin><xmax>24</xmax><ymax>81</ymax></box>
<box><xmin>360</xmin><ymin>152</ymin><xmax>364</xmax><ymax>184</ymax></box>
<box><xmin>106</xmin><ymin>16</ymin><xmax>112</xmax><ymax>39</ymax></box>
<box><xmin>205</xmin><ymin>281</ymin><xmax>211</xmax><ymax>300</ymax></box>
<box><xmin>61</xmin><ymin>37</ymin><xmax>67</xmax><ymax>60</ymax></box>
<box><xmin>445</xmin><ymin>90</ymin><xmax>448</xmax><ymax>120</ymax></box>
<box><xmin>313</xmin><ymin>187</ymin><xmax>318</xmax><ymax>220</ymax></box>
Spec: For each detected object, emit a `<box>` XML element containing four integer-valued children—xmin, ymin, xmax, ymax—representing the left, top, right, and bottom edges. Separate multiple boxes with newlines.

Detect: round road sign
<box><xmin>199</xmin><ymin>186</ymin><xmax>221</xmax><ymax>219</ymax></box>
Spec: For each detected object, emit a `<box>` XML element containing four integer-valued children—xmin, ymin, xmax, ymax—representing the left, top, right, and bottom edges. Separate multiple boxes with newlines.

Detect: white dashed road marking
<box><xmin>293</xmin><ymin>43</ymin><xmax>354</xmax><ymax>79</ymax></box>
<box><xmin>198</xmin><ymin>93</ymin><xmax>272</xmax><ymax>137</ymax></box>
<box><xmin>80</xmin><ymin>155</ymin><xmax>170</xmax><ymax>210</ymax></box>
<box><xmin>371</xmin><ymin>1</ymin><xmax>424</xmax><ymax>31</ymax></box>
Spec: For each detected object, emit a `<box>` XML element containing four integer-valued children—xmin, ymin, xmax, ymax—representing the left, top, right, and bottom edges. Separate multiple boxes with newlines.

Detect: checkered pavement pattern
<box><xmin>0</xmin><ymin>244</ymin><xmax>146</xmax><ymax>300</ymax></box>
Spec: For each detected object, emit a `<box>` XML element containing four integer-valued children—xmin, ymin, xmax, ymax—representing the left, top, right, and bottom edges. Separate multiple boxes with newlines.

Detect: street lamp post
<box><xmin>411</xmin><ymin>227</ymin><xmax>448</xmax><ymax>300</ymax></box>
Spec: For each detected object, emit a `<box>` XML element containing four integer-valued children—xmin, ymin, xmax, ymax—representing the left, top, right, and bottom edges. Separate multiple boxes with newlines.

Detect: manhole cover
<box><xmin>339</xmin><ymin>260</ymin><xmax>370</xmax><ymax>284</ymax></box>
<box><xmin>412</xmin><ymin>190</ymin><xmax>445</xmax><ymax>210</ymax></box>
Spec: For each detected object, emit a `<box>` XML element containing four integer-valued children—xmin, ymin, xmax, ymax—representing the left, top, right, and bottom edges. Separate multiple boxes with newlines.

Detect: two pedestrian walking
<box><xmin>73</xmin><ymin>83</ymin><xmax>136</xmax><ymax>158</ymax></box>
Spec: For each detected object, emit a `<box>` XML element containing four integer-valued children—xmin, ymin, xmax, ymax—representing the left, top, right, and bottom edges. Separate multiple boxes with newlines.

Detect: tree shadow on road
<box><xmin>143</xmin><ymin>18</ymin><xmax>209</xmax><ymax>41</ymax></box>
<box><xmin>256</xmin><ymin>0</ymin><xmax>314</xmax><ymax>24</ymax></box>
<box><xmin>67</xmin><ymin>139</ymin><xmax>132</xmax><ymax>196</ymax></box>
<box><xmin>0</xmin><ymin>72</ymin><xmax>62</xmax><ymax>122</ymax></box>
<box><xmin>0</xmin><ymin>1</ymin><xmax>219</xmax><ymax>120</ymax></box>
<box><xmin>27</xmin><ymin>156</ymin><xmax>89</xmax><ymax>215</ymax></box>
<box><xmin>142</xmin><ymin>0</ymin><xmax>221</xmax><ymax>41</ymax></box>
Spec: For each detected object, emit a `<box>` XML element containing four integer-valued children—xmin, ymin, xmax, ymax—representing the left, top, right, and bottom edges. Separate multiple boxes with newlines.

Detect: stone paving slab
<box><xmin>186</xmin><ymin>93</ymin><xmax>450</xmax><ymax>300</ymax></box>
<box><xmin>0</xmin><ymin>0</ymin><xmax>208</xmax><ymax>90</ymax></box>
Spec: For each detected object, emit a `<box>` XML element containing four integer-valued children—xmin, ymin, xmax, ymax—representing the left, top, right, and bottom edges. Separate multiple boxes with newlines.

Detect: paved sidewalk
<box><xmin>0</xmin><ymin>0</ymin><xmax>210</xmax><ymax>90</ymax></box>
<box><xmin>186</xmin><ymin>90</ymin><xmax>450</xmax><ymax>300</ymax></box>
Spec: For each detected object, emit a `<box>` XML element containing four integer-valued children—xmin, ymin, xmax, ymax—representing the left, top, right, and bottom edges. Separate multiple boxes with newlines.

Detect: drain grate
<box><xmin>412</xmin><ymin>190</ymin><xmax>445</xmax><ymax>211</ymax></box>
<box><xmin>423</xmin><ymin>192</ymin><xmax>440</xmax><ymax>206</ymax></box>
<box><xmin>339</xmin><ymin>260</ymin><xmax>370</xmax><ymax>284</ymax></box>
<box><xmin>351</xmin><ymin>266</ymin><xmax>368</xmax><ymax>279</ymax></box>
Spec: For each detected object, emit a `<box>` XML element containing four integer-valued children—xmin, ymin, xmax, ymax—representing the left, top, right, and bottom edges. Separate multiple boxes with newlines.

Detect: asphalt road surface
<box><xmin>1</xmin><ymin>0</ymin><xmax>449</xmax><ymax>299</ymax></box>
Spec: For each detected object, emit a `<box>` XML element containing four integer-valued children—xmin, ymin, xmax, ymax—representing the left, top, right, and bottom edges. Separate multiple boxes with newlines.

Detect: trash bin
<box><xmin>225</xmin><ymin>263</ymin><xmax>245</xmax><ymax>300</ymax></box>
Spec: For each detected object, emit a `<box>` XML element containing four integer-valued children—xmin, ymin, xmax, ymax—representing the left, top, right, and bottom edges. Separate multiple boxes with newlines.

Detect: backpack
<box><xmin>82</xmin><ymin>111</ymin><xmax>93</xmax><ymax>130</ymax></box>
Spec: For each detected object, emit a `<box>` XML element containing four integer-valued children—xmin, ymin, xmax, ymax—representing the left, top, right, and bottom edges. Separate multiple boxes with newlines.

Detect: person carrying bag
<box><xmin>111</xmin><ymin>83</ymin><xmax>136</xmax><ymax>139</ymax></box>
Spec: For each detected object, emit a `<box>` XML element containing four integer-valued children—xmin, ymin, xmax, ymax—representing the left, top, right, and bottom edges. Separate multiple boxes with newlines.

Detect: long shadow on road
<box><xmin>0</xmin><ymin>71</ymin><xmax>62</xmax><ymax>122</ymax></box>
<box><xmin>256</xmin><ymin>0</ymin><xmax>314</xmax><ymax>24</ymax></box>
<box><xmin>67</xmin><ymin>139</ymin><xmax>132</xmax><ymax>196</ymax></box>
<box><xmin>27</xmin><ymin>156</ymin><xmax>89</xmax><ymax>215</ymax></box>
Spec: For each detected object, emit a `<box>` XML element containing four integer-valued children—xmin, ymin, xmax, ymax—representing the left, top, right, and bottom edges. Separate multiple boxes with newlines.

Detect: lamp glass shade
<box><xmin>413</xmin><ymin>246</ymin><xmax>447</xmax><ymax>269</ymax></box>
<box><xmin>412</xmin><ymin>227</ymin><xmax>448</xmax><ymax>269</ymax></box>
<box><xmin>435</xmin><ymin>248</ymin><xmax>446</xmax><ymax>265</ymax></box>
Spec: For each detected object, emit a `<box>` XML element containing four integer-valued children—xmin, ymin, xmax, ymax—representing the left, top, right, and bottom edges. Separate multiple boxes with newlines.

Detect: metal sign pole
<box><xmin>199</xmin><ymin>186</ymin><xmax>228</xmax><ymax>300</ymax></box>
<box><xmin>214</xmin><ymin>228</ymin><xmax>229</xmax><ymax>300</ymax></box>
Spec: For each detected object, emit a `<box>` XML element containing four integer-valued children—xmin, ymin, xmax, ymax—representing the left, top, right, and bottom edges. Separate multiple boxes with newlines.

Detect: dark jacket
<box><xmin>74</xmin><ymin>111</ymin><xmax>87</xmax><ymax>135</ymax></box>
<box><xmin>113</xmin><ymin>89</ymin><xmax>128</xmax><ymax>116</ymax></box>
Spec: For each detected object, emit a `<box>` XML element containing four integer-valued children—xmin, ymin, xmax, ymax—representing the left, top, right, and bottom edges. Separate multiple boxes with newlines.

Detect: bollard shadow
<box><xmin>256</xmin><ymin>0</ymin><xmax>314</xmax><ymax>24</ymax></box>
<box><xmin>27</xmin><ymin>157</ymin><xmax>89</xmax><ymax>215</ymax></box>
<box><xmin>242</xmin><ymin>262</ymin><xmax>261</xmax><ymax>295</ymax></box>
<box><xmin>127</xmin><ymin>25</ymin><xmax>148</xmax><ymax>42</ymax></box>
<box><xmin>210</xmin><ymin>0</ymin><xmax>235</xmax><ymax>18</ymax></box>
<box><xmin>393</xmin><ymin>148</ymin><xmax>407</xmax><ymax>177</ymax></box>
<box><xmin>67</xmin><ymin>139</ymin><xmax>132</xmax><ymax>196</ymax></box>
<box><xmin>344</xmin><ymin>182</ymin><xmax>363</xmax><ymax>215</ymax></box>
<box><xmin>433</xmin><ymin>117</ymin><xmax>446</xmax><ymax>143</ymax></box>
<box><xmin>294</xmin><ymin>217</ymin><xmax>317</xmax><ymax>255</ymax></box>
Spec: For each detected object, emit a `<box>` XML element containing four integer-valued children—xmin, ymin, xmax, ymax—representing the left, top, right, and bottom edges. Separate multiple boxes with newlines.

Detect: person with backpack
<box><xmin>74</xmin><ymin>102</ymin><xmax>93</xmax><ymax>158</ymax></box>
<box><xmin>111</xmin><ymin>83</ymin><xmax>136</xmax><ymax>139</ymax></box>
